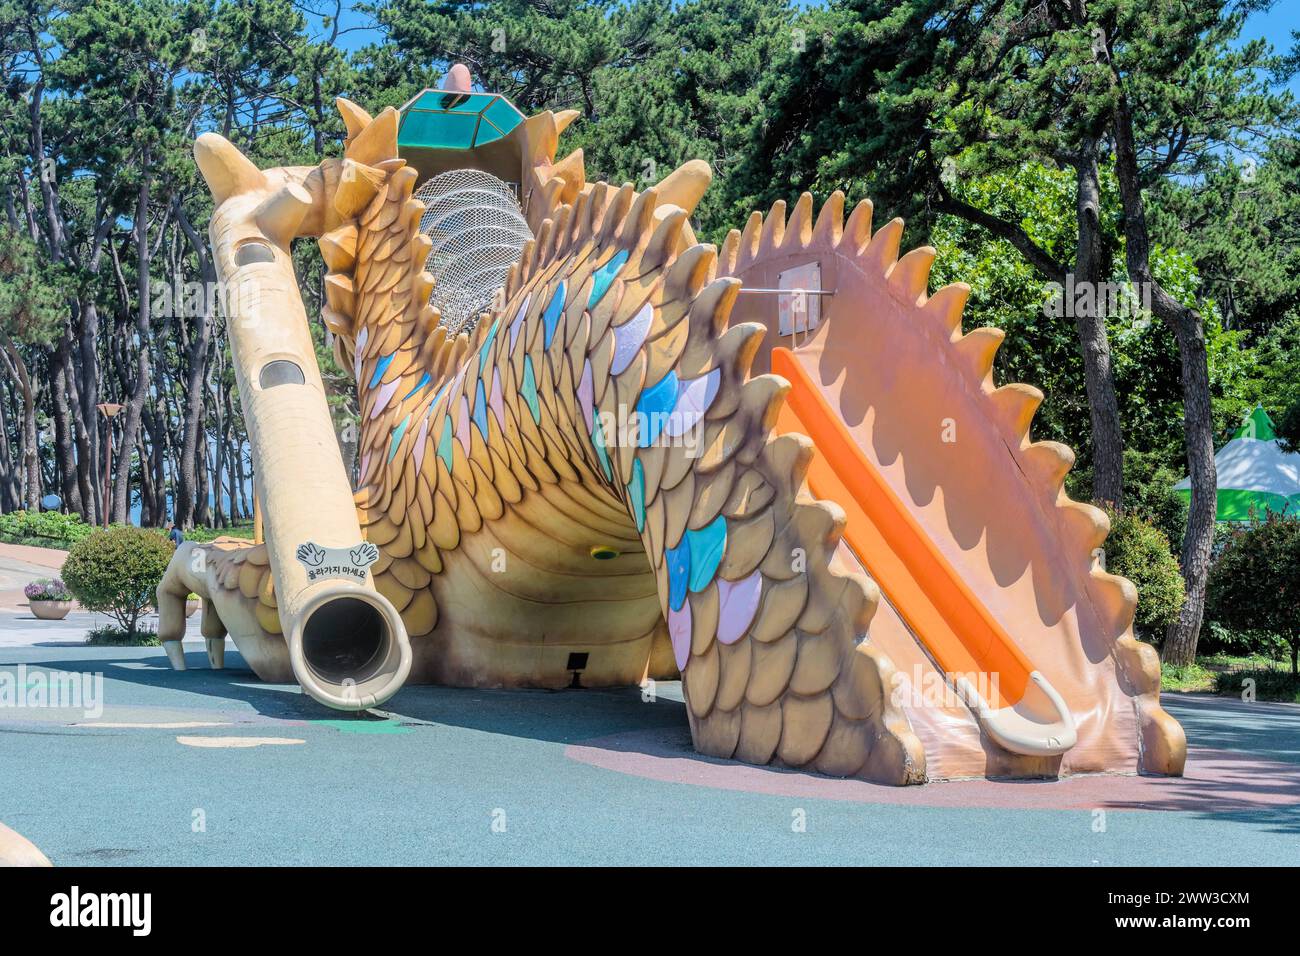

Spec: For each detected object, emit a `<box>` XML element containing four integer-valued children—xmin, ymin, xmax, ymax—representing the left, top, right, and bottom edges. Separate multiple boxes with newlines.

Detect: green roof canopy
<box><xmin>397</xmin><ymin>90</ymin><xmax>525</xmax><ymax>151</ymax></box>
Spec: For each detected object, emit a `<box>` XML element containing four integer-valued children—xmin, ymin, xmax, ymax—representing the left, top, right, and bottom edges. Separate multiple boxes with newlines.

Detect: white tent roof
<box><xmin>1175</xmin><ymin>406</ymin><xmax>1300</xmax><ymax>520</ymax></box>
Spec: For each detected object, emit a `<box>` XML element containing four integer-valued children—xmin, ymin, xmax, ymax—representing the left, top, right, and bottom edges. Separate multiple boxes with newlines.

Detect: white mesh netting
<box><xmin>413</xmin><ymin>169</ymin><xmax>533</xmax><ymax>336</ymax></box>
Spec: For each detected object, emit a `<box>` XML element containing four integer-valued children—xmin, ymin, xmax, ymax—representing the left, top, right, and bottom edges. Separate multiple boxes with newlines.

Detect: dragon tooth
<box><xmin>655</xmin><ymin>160</ymin><xmax>713</xmax><ymax>218</ymax></box>
<box><xmin>863</xmin><ymin>217</ymin><xmax>904</xmax><ymax>272</ymax></box>
<box><xmin>1021</xmin><ymin>441</ymin><xmax>1075</xmax><ymax>492</ymax></box>
<box><xmin>554</xmin><ymin>109</ymin><xmax>581</xmax><ymax>136</ymax></box>
<box><xmin>988</xmin><ymin>382</ymin><xmax>1044</xmax><ymax>441</ymax></box>
<box><xmin>922</xmin><ymin>282</ymin><xmax>970</xmax><ymax>338</ymax></box>
<box><xmin>719</xmin><ymin>229</ymin><xmax>741</xmax><ymax>275</ymax></box>
<box><xmin>759</xmin><ymin>199</ymin><xmax>786</xmax><ymax>252</ymax></box>
<box><xmin>319</xmin><ymin>224</ymin><xmax>359</xmax><ymax>271</ymax></box>
<box><xmin>843</xmin><ymin>198</ymin><xmax>874</xmax><ymax>253</ymax></box>
<box><xmin>787</xmin><ymin>193</ymin><xmax>814</xmax><ymax>248</ymax></box>
<box><xmin>345</xmin><ymin>106</ymin><xmax>399</xmax><ymax>166</ymax></box>
<box><xmin>336</xmin><ymin>97</ymin><xmax>373</xmax><ymax>145</ymax></box>
<box><xmin>954</xmin><ymin>326</ymin><xmax>1004</xmax><ymax>384</ymax></box>
<box><xmin>887</xmin><ymin>245</ymin><xmax>936</xmax><ymax>304</ymax></box>
<box><xmin>812</xmin><ymin>191</ymin><xmax>845</xmax><ymax>246</ymax></box>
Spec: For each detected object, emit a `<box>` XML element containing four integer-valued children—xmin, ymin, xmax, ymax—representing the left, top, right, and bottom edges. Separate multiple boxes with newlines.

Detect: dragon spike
<box><xmin>787</xmin><ymin>193</ymin><xmax>814</xmax><ymax>247</ymax></box>
<box><xmin>322</xmin><ymin>306</ymin><xmax>353</xmax><ymax>338</ymax></box>
<box><xmin>664</xmin><ymin>243</ymin><xmax>716</xmax><ymax>304</ymax></box>
<box><xmin>533</xmin><ymin>218</ymin><xmax>555</xmax><ymax>265</ymax></box>
<box><xmin>1058</xmin><ymin>498</ymin><xmax>1111</xmax><ymax>553</ymax></box>
<box><xmin>345</xmin><ymin>107</ymin><xmax>399</xmax><ymax>166</ymax></box>
<box><xmin>1022</xmin><ymin>441</ymin><xmax>1076</xmax><ymax>492</ymax></box>
<box><xmin>642</xmin><ymin>207</ymin><xmax>689</xmax><ymax>272</ymax></box>
<box><xmin>333</xmin><ymin>160</ymin><xmax>385</xmax><ymax>219</ymax></box>
<box><xmin>255</xmin><ymin>182</ymin><xmax>313</xmax><ymax>247</ymax></box>
<box><xmin>521</xmin><ymin>111</ymin><xmax>560</xmax><ymax>171</ymax></box>
<box><xmin>655</xmin><ymin>160</ymin><xmax>713</xmax><ymax>218</ymax></box>
<box><xmin>759</xmin><ymin>199</ymin><xmax>786</xmax><ymax>252</ymax></box>
<box><xmin>620</xmin><ymin>186</ymin><xmax>660</xmax><ymax>250</ymax></box>
<box><xmin>1087</xmin><ymin>569</ymin><xmax>1139</xmax><ymax>634</ymax></box>
<box><xmin>864</xmin><ymin>217</ymin><xmax>904</xmax><ymax>271</ymax></box>
<box><xmin>194</xmin><ymin>133</ymin><xmax>267</xmax><ymax>205</ymax></box>
<box><xmin>413</xmin><ymin>271</ymin><xmax>435</xmax><ymax>304</ymax></box>
<box><xmin>737</xmin><ymin>211</ymin><xmax>763</xmax><ymax>268</ymax></box>
<box><xmin>844</xmin><ymin>198</ymin><xmax>874</xmax><ymax>253</ymax></box>
<box><xmin>324</xmin><ymin>273</ymin><xmax>357</xmax><ymax>317</ymax></box>
<box><xmin>319</xmin><ymin>224</ymin><xmax>359</xmax><ymax>271</ymax></box>
<box><xmin>922</xmin><ymin>282</ymin><xmax>970</xmax><ymax>338</ymax></box>
<box><xmin>720</xmin><ymin>228</ymin><xmax>741</xmax><ymax>274</ymax></box>
<box><xmin>954</xmin><ymin>326</ymin><xmax>1004</xmax><ymax>383</ymax></box>
<box><xmin>551</xmin><ymin>202</ymin><xmax>575</xmax><ymax>258</ymax></box>
<box><xmin>598</xmin><ymin>184</ymin><xmax>636</xmax><ymax>245</ymax></box>
<box><xmin>813</xmin><ymin>191</ymin><xmax>845</xmax><ymax>246</ymax></box>
<box><xmin>516</xmin><ymin>238</ymin><xmax>537</xmax><ymax>283</ymax></box>
<box><xmin>988</xmin><ymin>383</ymin><xmax>1043</xmax><ymax>441</ymax></box>
<box><xmin>888</xmin><ymin>245</ymin><xmax>935</xmax><ymax>304</ymax></box>
<box><xmin>554</xmin><ymin>109</ymin><xmax>581</xmax><ymax>136</ymax></box>
<box><xmin>583</xmin><ymin>181</ymin><xmax>609</xmax><ymax>237</ymax></box>
<box><xmin>549</xmin><ymin>149</ymin><xmax>585</xmax><ymax>197</ymax></box>
<box><xmin>336</xmin><ymin>97</ymin><xmax>374</xmax><ymax>144</ymax></box>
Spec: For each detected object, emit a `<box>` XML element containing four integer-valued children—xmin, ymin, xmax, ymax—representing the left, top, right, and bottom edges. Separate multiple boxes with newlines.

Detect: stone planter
<box><xmin>185</xmin><ymin>598</ymin><xmax>202</xmax><ymax>618</ymax></box>
<box><xmin>29</xmin><ymin>599</ymin><xmax>73</xmax><ymax>621</ymax></box>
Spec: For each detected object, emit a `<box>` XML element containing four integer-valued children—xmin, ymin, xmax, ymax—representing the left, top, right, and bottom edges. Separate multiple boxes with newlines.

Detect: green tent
<box><xmin>1175</xmin><ymin>406</ymin><xmax>1300</xmax><ymax>520</ymax></box>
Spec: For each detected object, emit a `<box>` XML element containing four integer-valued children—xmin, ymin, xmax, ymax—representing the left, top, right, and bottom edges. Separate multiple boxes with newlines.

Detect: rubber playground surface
<box><xmin>1</xmin><ymin>606</ymin><xmax>1297</xmax><ymax>867</ymax></box>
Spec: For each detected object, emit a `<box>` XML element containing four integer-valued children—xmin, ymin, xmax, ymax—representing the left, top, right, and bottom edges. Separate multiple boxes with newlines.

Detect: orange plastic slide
<box><xmin>772</xmin><ymin>347</ymin><xmax>1077</xmax><ymax>760</ymax></box>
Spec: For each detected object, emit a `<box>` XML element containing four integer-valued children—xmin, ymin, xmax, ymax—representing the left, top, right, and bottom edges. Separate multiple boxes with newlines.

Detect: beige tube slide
<box><xmin>192</xmin><ymin>135</ymin><xmax>411</xmax><ymax>710</ymax></box>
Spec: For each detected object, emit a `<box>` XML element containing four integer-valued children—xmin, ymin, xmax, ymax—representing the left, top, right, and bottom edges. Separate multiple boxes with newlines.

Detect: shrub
<box><xmin>1212</xmin><ymin>666</ymin><xmax>1300</xmax><ymax>703</ymax></box>
<box><xmin>85</xmin><ymin>623</ymin><xmax>160</xmax><ymax>647</ymax></box>
<box><xmin>23</xmin><ymin>578</ymin><xmax>71</xmax><ymax>602</ymax></box>
<box><xmin>1208</xmin><ymin>512</ymin><xmax>1300</xmax><ymax>674</ymax></box>
<box><xmin>1101</xmin><ymin>508</ymin><xmax>1186</xmax><ymax>640</ymax></box>
<box><xmin>61</xmin><ymin>526</ymin><xmax>174</xmax><ymax>636</ymax></box>
<box><xmin>183</xmin><ymin>522</ymin><xmax>254</xmax><ymax>543</ymax></box>
<box><xmin>0</xmin><ymin>510</ymin><xmax>95</xmax><ymax>549</ymax></box>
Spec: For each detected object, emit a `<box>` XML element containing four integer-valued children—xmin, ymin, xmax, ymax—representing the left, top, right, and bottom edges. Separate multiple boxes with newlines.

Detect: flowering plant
<box><xmin>24</xmin><ymin>578</ymin><xmax>72</xmax><ymax>602</ymax></box>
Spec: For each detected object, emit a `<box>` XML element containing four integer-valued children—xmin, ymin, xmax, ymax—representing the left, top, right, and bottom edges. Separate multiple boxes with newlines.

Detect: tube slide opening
<box><xmin>293</xmin><ymin>589</ymin><xmax>412</xmax><ymax>711</ymax></box>
<box><xmin>302</xmin><ymin>597</ymin><xmax>386</xmax><ymax>683</ymax></box>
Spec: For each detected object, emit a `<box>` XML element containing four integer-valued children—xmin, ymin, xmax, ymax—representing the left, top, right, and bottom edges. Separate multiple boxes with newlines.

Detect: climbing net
<box><xmin>413</xmin><ymin>169</ymin><xmax>533</xmax><ymax>336</ymax></box>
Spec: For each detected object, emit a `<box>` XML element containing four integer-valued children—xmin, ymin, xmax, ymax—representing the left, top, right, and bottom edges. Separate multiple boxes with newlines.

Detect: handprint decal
<box><xmin>296</xmin><ymin>542</ymin><xmax>326</xmax><ymax>567</ymax></box>
<box><xmin>349</xmin><ymin>542</ymin><xmax>379</xmax><ymax>568</ymax></box>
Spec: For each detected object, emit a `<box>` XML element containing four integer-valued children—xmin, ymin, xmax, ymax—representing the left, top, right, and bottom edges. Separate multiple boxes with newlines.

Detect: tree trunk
<box><xmin>51</xmin><ymin>332</ymin><xmax>84</xmax><ymax>514</ymax></box>
<box><xmin>3</xmin><ymin>342</ymin><xmax>42</xmax><ymax>510</ymax></box>
<box><xmin>173</xmin><ymin>201</ymin><xmax>214</xmax><ymax>529</ymax></box>
<box><xmin>114</xmin><ymin>153</ymin><xmax>156</xmax><ymax>524</ymax></box>
<box><xmin>1072</xmin><ymin>143</ymin><xmax>1124</xmax><ymax>507</ymax></box>
<box><xmin>1106</xmin><ymin>60</ymin><xmax>1216</xmax><ymax>665</ymax></box>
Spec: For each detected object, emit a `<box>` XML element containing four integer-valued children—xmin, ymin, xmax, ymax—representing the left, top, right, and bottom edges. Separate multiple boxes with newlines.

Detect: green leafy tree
<box><xmin>1208</xmin><ymin>512</ymin><xmax>1300</xmax><ymax>674</ymax></box>
<box><xmin>0</xmin><ymin>227</ymin><xmax>71</xmax><ymax>509</ymax></box>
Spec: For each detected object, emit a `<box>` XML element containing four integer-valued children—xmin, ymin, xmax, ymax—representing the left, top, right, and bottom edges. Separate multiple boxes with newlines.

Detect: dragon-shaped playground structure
<box><xmin>156</xmin><ymin>68</ymin><xmax>1186</xmax><ymax>785</ymax></box>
